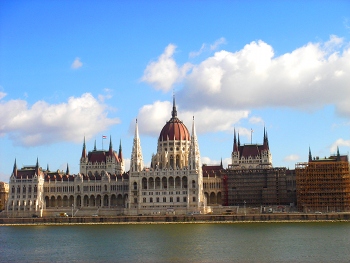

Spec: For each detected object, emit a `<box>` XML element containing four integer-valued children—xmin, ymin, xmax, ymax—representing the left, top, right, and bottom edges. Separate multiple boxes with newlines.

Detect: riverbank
<box><xmin>1</xmin><ymin>212</ymin><xmax>350</xmax><ymax>226</ymax></box>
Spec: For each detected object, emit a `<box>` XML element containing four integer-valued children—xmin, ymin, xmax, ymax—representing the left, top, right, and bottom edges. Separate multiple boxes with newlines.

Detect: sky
<box><xmin>1</xmin><ymin>1</ymin><xmax>350</xmax><ymax>182</ymax></box>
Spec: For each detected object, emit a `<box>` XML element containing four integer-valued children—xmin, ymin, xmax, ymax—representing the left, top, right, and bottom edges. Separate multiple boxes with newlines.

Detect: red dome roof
<box><xmin>159</xmin><ymin>99</ymin><xmax>190</xmax><ymax>141</ymax></box>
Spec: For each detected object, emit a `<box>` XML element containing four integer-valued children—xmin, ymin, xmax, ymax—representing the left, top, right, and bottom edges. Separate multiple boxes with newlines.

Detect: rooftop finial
<box><xmin>171</xmin><ymin>93</ymin><xmax>177</xmax><ymax>118</ymax></box>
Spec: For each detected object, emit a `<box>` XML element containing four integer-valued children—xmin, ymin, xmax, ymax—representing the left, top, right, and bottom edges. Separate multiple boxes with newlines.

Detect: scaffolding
<box><xmin>296</xmin><ymin>159</ymin><xmax>350</xmax><ymax>212</ymax></box>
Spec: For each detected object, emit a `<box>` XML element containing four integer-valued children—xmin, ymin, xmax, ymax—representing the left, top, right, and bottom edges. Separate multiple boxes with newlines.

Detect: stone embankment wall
<box><xmin>1</xmin><ymin>213</ymin><xmax>350</xmax><ymax>225</ymax></box>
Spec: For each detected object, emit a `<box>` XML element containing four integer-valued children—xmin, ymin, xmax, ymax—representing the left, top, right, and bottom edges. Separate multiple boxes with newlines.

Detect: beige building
<box><xmin>0</xmin><ymin>181</ymin><xmax>9</xmax><ymax>211</ymax></box>
<box><xmin>128</xmin><ymin>98</ymin><xmax>205</xmax><ymax>215</ymax></box>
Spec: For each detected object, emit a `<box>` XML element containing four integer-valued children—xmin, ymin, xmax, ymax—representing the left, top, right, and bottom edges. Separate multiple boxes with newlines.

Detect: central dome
<box><xmin>159</xmin><ymin>98</ymin><xmax>190</xmax><ymax>141</ymax></box>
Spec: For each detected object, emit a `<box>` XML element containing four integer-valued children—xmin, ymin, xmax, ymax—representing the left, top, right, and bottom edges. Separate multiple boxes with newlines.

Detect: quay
<box><xmin>1</xmin><ymin>213</ymin><xmax>350</xmax><ymax>226</ymax></box>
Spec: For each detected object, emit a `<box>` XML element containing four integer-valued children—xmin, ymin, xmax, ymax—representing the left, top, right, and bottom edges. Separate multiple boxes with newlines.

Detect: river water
<box><xmin>1</xmin><ymin>222</ymin><xmax>350</xmax><ymax>263</ymax></box>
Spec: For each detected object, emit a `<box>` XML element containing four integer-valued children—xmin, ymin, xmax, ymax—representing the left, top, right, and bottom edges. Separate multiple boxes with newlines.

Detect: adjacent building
<box><xmin>6</xmin><ymin>138</ymin><xmax>129</xmax><ymax>217</ymax></box>
<box><xmin>222</xmin><ymin>129</ymin><xmax>293</xmax><ymax>208</ymax></box>
<box><xmin>296</xmin><ymin>148</ymin><xmax>350</xmax><ymax>213</ymax></box>
<box><xmin>0</xmin><ymin>182</ymin><xmax>9</xmax><ymax>211</ymax></box>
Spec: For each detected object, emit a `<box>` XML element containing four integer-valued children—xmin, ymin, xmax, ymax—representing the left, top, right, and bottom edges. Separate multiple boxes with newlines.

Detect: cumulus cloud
<box><xmin>330</xmin><ymin>138</ymin><xmax>350</xmax><ymax>153</ymax></box>
<box><xmin>144</xmin><ymin>36</ymin><xmax>350</xmax><ymax>118</ymax></box>
<box><xmin>283</xmin><ymin>154</ymin><xmax>300</xmax><ymax>162</ymax></box>
<box><xmin>132</xmin><ymin>100</ymin><xmax>249</xmax><ymax>137</ymax></box>
<box><xmin>71</xmin><ymin>57</ymin><xmax>83</xmax><ymax>69</ymax></box>
<box><xmin>141</xmin><ymin>44</ymin><xmax>192</xmax><ymax>91</ymax></box>
<box><xmin>0</xmin><ymin>93</ymin><xmax>119</xmax><ymax>146</ymax></box>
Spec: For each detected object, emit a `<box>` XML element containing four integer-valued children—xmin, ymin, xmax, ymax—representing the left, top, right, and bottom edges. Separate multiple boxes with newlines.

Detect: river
<box><xmin>1</xmin><ymin>222</ymin><xmax>350</xmax><ymax>263</ymax></box>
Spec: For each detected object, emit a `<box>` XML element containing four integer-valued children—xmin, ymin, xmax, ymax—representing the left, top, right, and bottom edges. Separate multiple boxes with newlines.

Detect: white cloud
<box><xmin>210</xmin><ymin>37</ymin><xmax>226</xmax><ymax>51</ymax></box>
<box><xmin>144</xmin><ymin>36</ymin><xmax>350</xmax><ymax>118</ymax></box>
<box><xmin>0</xmin><ymin>93</ymin><xmax>119</xmax><ymax>146</ymax></box>
<box><xmin>133</xmin><ymin>100</ymin><xmax>249</xmax><ymax>137</ymax></box>
<box><xmin>283</xmin><ymin>154</ymin><xmax>300</xmax><ymax>162</ymax></box>
<box><xmin>330</xmin><ymin>138</ymin><xmax>350</xmax><ymax>153</ymax></box>
<box><xmin>71</xmin><ymin>57</ymin><xmax>83</xmax><ymax>69</ymax></box>
<box><xmin>0</xmin><ymin>91</ymin><xmax>6</xmax><ymax>100</ymax></box>
<box><xmin>189</xmin><ymin>38</ymin><xmax>227</xmax><ymax>58</ymax></box>
<box><xmin>141</xmin><ymin>44</ymin><xmax>192</xmax><ymax>92</ymax></box>
<box><xmin>249</xmin><ymin>116</ymin><xmax>264</xmax><ymax>125</ymax></box>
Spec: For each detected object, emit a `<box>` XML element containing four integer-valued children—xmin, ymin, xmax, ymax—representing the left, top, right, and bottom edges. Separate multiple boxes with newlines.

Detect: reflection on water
<box><xmin>1</xmin><ymin>222</ymin><xmax>350</xmax><ymax>263</ymax></box>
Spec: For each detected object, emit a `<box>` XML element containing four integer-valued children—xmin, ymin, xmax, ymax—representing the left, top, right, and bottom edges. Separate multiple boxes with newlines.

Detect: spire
<box><xmin>337</xmin><ymin>146</ymin><xmax>341</xmax><ymax>161</ymax></box>
<box><xmin>47</xmin><ymin>164</ymin><xmax>50</xmax><ymax>172</ymax></box>
<box><xmin>130</xmin><ymin>119</ymin><xmax>144</xmax><ymax>172</ymax></box>
<box><xmin>171</xmin><ymin>94</ymin><xmax>177</xmax><ymax>118</ymax></box>
<box><xmin>118</xmin><ymin>139</ymin><xmax>123</xmax><ymax>160</ymax></box>
<box><xmin>237</xmin><ymin>132</ymin><xmax>241</xmax><ymax>147</ymax></box>
<box><xmin>94</xmin><ymin>139</ymin><xmax>97</xmax><ymax>151</ymax></box>
<box><xmin>220</xmin><ymin>158</ymin><xmax>223</xmax><ymax>168</ymax></box>
<box><xmin>35</xmin><ymin>157</ymin><xmax>40</xmax><ymax>175</ymax></box>
<box><xmin>263</xmin><ymin>127</ymin><xmax>269</xmax><ymax>150</ymax></box>
<box><xmin>66</xmin><ymin>163</ymin><xmax>70</xmax><ymax>175</ymax></box>
<box><xmin>188</xmin><ymin>116</ymin><xmax>201</xmax><ymax>170</ymax></box>
<box><xmin>13</xmin><ymin>158</ymin><xmax>17</xmax><ymax>177</ymax></box>
<box><xmin>233</xmin><ymin>128</ymin><xmax>238</xmax><ymax>152</ymax></box>
<box><xmin>308</xmin><ymin>147</ymin><xmax>312</xmax><ymax>162</ymax></box>
<box><xmin>109</xmin><ymin>135</ymin><xmax>113</xmax><ymax>155</ymax></box>
<box><xmin>81</xmin><ymin>136</ymin><xmax>87</xmax><ymax>158</ymax></box>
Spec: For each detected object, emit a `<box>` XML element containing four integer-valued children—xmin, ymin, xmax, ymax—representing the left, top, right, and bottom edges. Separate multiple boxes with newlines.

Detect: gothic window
<box><xmin>170</xmin><ymin>155</ymin><xmax>174</xmax><ymax>169</ymax></box>
<box><xmin>105</xmin><ymin>185</ymin><xmax>108</xmax><ymax>191</ymax></box>
<box><xmin>163</xmin><ymin>197</ymin><xmax>166</xmax><ymax>202</ymax></box>
<box><xmin>192</xmin><ymin>180</ymin><xmax>196</xmax><ymax>188</ymax></box>
<box><xmin>133</xmin><ymin>182</ymin><xmax>137</xmax><ymax>190</ymax></box>
<box><xmin>17</xmin><ymin>186</ymin><xmax>20</xmax><ymax>193</ymax></box>
<box><xmin>12</xmin><ymin>186</ymin><xmax>15</xmax><ymax>194</ymax></box>
<box><xmin>29</xmin><ymin>185</ymin><xmax>32</xmax><ymax>193</ymax></box>
<box><xmin>34</xmin><ymin>185</ymin><xmax>37</xmax><ymax>193</ymax></box>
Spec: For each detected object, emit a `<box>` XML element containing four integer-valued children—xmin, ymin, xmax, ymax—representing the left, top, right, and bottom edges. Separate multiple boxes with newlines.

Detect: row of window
<box><xmin>43</xmin><ymin>184</ymin><xmax>128</xmax><ymax>193</ymax></box>
<box><xmin>139</xmin><ymin>196</ymin><xmax>196</xmax><ymax>203</ymax></box>
<box><xmin>203</xmin><ymin>182</ymin><xmax>221</xmax><ymax>189</ymax></box>
<box><xmin>12</xmin><ymin>185</ymin><xmax>38</xmax><ymax>194</ymax></box>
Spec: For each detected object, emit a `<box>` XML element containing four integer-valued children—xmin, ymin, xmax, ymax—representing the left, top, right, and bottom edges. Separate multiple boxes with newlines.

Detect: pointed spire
<box><xmin>118</xmin><ymin>139</ymin><xmax>123</xmax><ymax>160</ymax></box>
<box><xmin>237</xmin><ymin>132</ymin><xmax>241</xmax><ymax>147</ymax></box>
<box><xmin>94</xmin><ymin>139</ymin><xmax>97</xmax><ymax>151</ymax></box>
<box><xmin>188</xmin><ymin>116</ymin><xmax>201</xmax><ymax>170</ymax></box>
<box><xmin>308</xmin><ymin>147</ymin><xmax>312</xmax><ymax>162</ymax></box>
<box><xmin>47</xmin><ymin>164</ymin><xmax>50</xmax><ymax>172</ymax></box>
<box><xmin>130</xmin><ymin>118</ymin><xmax>144</xmax><ymax>172</ymax></box>
<box><xmin>81</xmin><ymin>136</ymin><xmax>87</xmax><ymax>158</ymax></box>
<box><xmin>35</xmin><ymin>157</ymin><xmax>40</xmax><ymax>175</ymax></box>
<box><xmin>66</xmin><ymin>163</ymin><xmax>70</xmax><ymax>175</ymax></box>
<box><xmin>13</xmin><ymin>158</ymin><xmax>17</xmax><ymax>177</ymax></box>
<box><xmin>220</xmin><ymin>158</ymin><xmax>223</xmax><ymax>168</ymax></box>
<box><xmin>233</xmin><ymin>128</ymin><xmax>238</xmax><ymax>152</ymax></box>
<box><xmin>109</xmin><ymin>135</ymin><xmax>113</xmax><ymax>155</ymax></box>
<box><xmin>171</xmin><ymin>94</ymin><xmax>177</xmax><ymax>118</ymax></box>
<box><xmin>337</xmin><ymin>146</ymin><xmax>341</xmax><ymax>161</ymax></box>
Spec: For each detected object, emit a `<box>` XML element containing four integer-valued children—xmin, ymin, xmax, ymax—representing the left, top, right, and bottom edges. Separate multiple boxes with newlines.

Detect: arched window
<box><xmin>170</xmin><ymin>155</ymin><xmax>174</xmax><ymax>169</ymax></box>
<box><xmin>133</xmin><ymin>182</ymin><xmax>137</xmax><ymax>190</ymax></box>
<box><xmin>192</xmin><ymin>180</ymin><xmax>196</xmax><ymax>188</ymax></box>
<box><xmin>12</xmin><ymin>186</ymin><xmax>15</xmax><ymax>194</ymax></box>
<box><xmin>34</xmin><ymin>185</ymin><xmax>37</xmax><ymax>193</ymax></box>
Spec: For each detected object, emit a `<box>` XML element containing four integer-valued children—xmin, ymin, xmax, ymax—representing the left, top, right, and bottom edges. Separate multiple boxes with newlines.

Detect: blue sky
<box><xmin>1</xmin><ymin>1</ymin><xmax>350</xmax><ymax>182</ymax></box>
